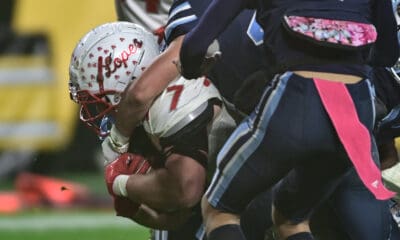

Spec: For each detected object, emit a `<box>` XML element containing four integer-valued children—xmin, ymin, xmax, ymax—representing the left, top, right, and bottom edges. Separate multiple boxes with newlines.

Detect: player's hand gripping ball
<box><xmin>105</xmin><ymin>152</ymin><xmax>152</xmax><ymax>196</ymax></box>
<box><xmin>113</xmin><ymin>196</ymin><xmax>140</xmax><ymax>219</ymax></box>
<box><xmin>105</xmin><ymin>153</ymin><xmax>151</xmax><ymax>217</ymax></box>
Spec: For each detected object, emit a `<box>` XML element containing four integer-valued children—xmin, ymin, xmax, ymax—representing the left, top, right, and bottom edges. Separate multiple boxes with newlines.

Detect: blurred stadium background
<box><xmin>0</xmin><ymin>0</ymin><xmax>399</xmax><ymax>239</ymax></box>
<box><xmin>0</xmin><ymin>0</ymin><xmax>149</xmax><ymax>239</ymax></box>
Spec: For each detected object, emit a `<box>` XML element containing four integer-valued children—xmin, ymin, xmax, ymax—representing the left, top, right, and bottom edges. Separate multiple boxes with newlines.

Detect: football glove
<box><xmin>105</xmin><ymin>152</ymin><xmax>152</xmax><ymax>196</ymax></box>
<box><xmin>102</xmin><ymin>125</ymin><xmax>130</xmax><ymax>166</ymax></box>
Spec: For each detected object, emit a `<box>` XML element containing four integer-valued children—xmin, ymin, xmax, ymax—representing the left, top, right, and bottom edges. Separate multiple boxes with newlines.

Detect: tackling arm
<box><xmin>125</xmin><ymin>152</ymin><xmax>207</xmax><ymax>211</ymax></box>
<box><xmin>105</xmin><ymin>151</ymin><xmax>205</xmax><ymax>228</ymax></box>
<box><xmin>112</xmin><ymin>196</ymin><xmax>193</xmax><ymax>230</ymax></box>
<box><xmin>131</xmin><ymin>204</ymin><xmax>193</xmax><ymax>230</ymax></box>
<box><xmin>114</xmin><ymin>36</ymin><xmax>185</xmax><ymax>138</ymax></box>
<box><xmin>179</xmin><ymin>0</ymin><xmax>248</xmax><ymax>79</ymax></box>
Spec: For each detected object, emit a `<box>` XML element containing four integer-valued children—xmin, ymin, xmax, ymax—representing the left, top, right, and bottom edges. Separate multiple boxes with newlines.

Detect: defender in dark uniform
<box><xmin>178</xmin><ymin>0</ymin><xmax>399</xmax><ymax>239</ymax></box>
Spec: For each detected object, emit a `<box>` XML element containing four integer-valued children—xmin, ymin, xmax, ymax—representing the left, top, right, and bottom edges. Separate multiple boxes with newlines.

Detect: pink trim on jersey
<box><xmin>313</xmin><ymin>78</ymin><xmax>395</xmax><ymax>200</ymax></box>
<box><xmin>284</xmin><ymin>16</ymin><xmax>377</xmax><ymax>47</ymax></box>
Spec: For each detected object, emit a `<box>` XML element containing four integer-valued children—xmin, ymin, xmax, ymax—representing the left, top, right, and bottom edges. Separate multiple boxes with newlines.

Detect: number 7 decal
<box><xmin>166</xmin><ymin>84</ymin><xmax>184</xmax><ymax>111</ymax></box>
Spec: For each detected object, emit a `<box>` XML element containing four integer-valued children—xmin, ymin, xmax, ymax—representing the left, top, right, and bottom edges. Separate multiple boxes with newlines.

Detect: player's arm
<box><xmin>131</xmin><ymin>204</ymin><xmax>193</xmax><ymax>230</ymax></box>
<box><xmin>109</xmin><ymin>151</ymin><xmax>206</xmax><ymax>211</ymax></box>
<box><xmin>108</xmin><ymin>153</ymin><xmax>203</xmax><ymax>229</ymax></box>
<box><xmin>112</xmin><ymin>195</ymin><xmax>193</xmax><ymax>229</ymax></box>
<box><xmin>369</xmin><ymin>0</ymin><xmax>399</xmax><ymax>67</ymax></box>
<box><xmin>106</xmin><ymin>0</ymin><xmax>204</xmax><ymax>151</ymax></box>
<box><xmin>113</xmin><ymin>0</ymin><xmax>206</xmax><ymax>139</ymax></box>
<box><xmin>126</xmin><ymin>152</ymin><xmax>206</xmax><ymax>211</ymax></box>
<box><xmin>114</xmin><ymin>35</ymin><xmax>185</xmax><ymax>138</ymax></box>
<box><xmin>179</xmin><ymin>0</ymin><xmax>249</xmax><ymax>79</ymax></box>
<box><xmin>119</xmin><ymin>88</ymin><xmax>219</xmax><ymax>211</ymax></box>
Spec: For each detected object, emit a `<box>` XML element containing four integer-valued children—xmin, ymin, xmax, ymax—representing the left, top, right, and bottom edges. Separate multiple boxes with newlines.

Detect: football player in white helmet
<box><xmin>69</xmin><ymin>21</ymin><xmax>236</xmax><ymax>239</ymax></box>
<box><xmin>69</xmin><ymin>22</ymin><xmax>160</xmax><ymax>139</ymax></box>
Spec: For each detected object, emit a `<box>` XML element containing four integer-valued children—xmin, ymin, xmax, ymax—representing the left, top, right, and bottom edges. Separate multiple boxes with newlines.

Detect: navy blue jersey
<box><xmin>165</xmin><ymin>0</ymin><xmax>267</xmax><ymax>102</ymax></box>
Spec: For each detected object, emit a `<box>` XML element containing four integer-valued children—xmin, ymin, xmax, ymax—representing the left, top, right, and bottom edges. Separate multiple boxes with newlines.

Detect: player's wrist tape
<box><xmin>112</xmin><ymin>175</ymin><xmax>129</xmax><ymax>197</ymax></box>
<box><xmin>108</xmin><ymin>125</ymin><xmax>130</xmax><ymax>154</ymax></box>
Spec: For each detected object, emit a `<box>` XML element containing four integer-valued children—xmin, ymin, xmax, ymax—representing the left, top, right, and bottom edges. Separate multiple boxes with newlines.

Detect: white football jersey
<box><xmin>146</xmin><ymin>77</ymin><xmax>237</xmax><ymax>240</ymax></box>
<box><xmin>115</xmin><ymin>0</ymin><xmax>173</xmax><ymax>31</ymax></box>
<box><xmin>143</xmin><ymin>76</ymin><xmax>222</xmax><ymax>138</ymax></box>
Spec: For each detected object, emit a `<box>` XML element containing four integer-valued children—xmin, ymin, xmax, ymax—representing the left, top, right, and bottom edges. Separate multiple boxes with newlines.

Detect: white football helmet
<box><xmin>69</xmin><ymin>21</ymin><xmax>160</xmax><ymax>138</ymax></box>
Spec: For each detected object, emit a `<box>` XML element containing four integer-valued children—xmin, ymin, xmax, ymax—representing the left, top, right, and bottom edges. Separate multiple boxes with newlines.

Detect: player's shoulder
<box><xmin>143</xmin><ymin>76</ymin><xmax>221</xmax><ymax>138</ymax></box>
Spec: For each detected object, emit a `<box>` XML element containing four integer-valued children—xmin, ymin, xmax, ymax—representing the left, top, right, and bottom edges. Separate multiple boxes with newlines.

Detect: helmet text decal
<box><xmin>96</xmin><ymin>38</ymin><xmax>143</xmax><ymax>92</ymax></box>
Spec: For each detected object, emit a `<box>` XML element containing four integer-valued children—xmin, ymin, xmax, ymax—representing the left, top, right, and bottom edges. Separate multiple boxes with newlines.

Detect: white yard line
<box><xmin>0</xmin><ymin>213</ymin><xmax>142</xmax><ymax>230</ymax></box>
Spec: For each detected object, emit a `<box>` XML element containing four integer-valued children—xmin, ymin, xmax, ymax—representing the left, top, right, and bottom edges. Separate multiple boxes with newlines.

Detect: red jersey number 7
<box><xmin>166</xmin><ymin>84</ymin><xmax>184</xmax><ymax>111</ymax></box>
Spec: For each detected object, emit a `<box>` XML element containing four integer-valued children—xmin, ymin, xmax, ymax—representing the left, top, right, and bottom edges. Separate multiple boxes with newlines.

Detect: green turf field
<box><xmin>0</xmin><ymin>228</ymin><xmax>149</xmax><ymax>240</ymax></box>
<box><xmin>2</xmin><ymin>166</ymin><xmax>396</xmax><ymax>240</ymax></box>
<box><xmin>0</xmin><ymin>172</ymin><xmax>151</xmax><ymax>240</ymax></box>
<box><xmin>0</xmin><ymin>210</ymin><xmax>151</xmax><ymax>240</ymax></box>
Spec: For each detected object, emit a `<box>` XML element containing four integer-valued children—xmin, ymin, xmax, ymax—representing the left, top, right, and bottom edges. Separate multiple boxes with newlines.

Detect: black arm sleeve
<box><xmin>369</xmin><ymin>0</ymin><xmax>399</xmax><ymax>67</ymax></box>
<box><xmin>179</xmin><ymin>0</ymin><xmax>248</xmax><ymax>78</ymax></box>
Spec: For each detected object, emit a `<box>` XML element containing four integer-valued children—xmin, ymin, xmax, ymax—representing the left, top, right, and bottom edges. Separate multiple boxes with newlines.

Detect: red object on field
<box><xmin>0</xmin><ymin>192</ymin><xmax>23</xmax><ymax>213</ymax></box>
<box><xmin>15</xmin><ymin>172</ymin><xmax>89</xmax><ymax>206</ymax></box>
